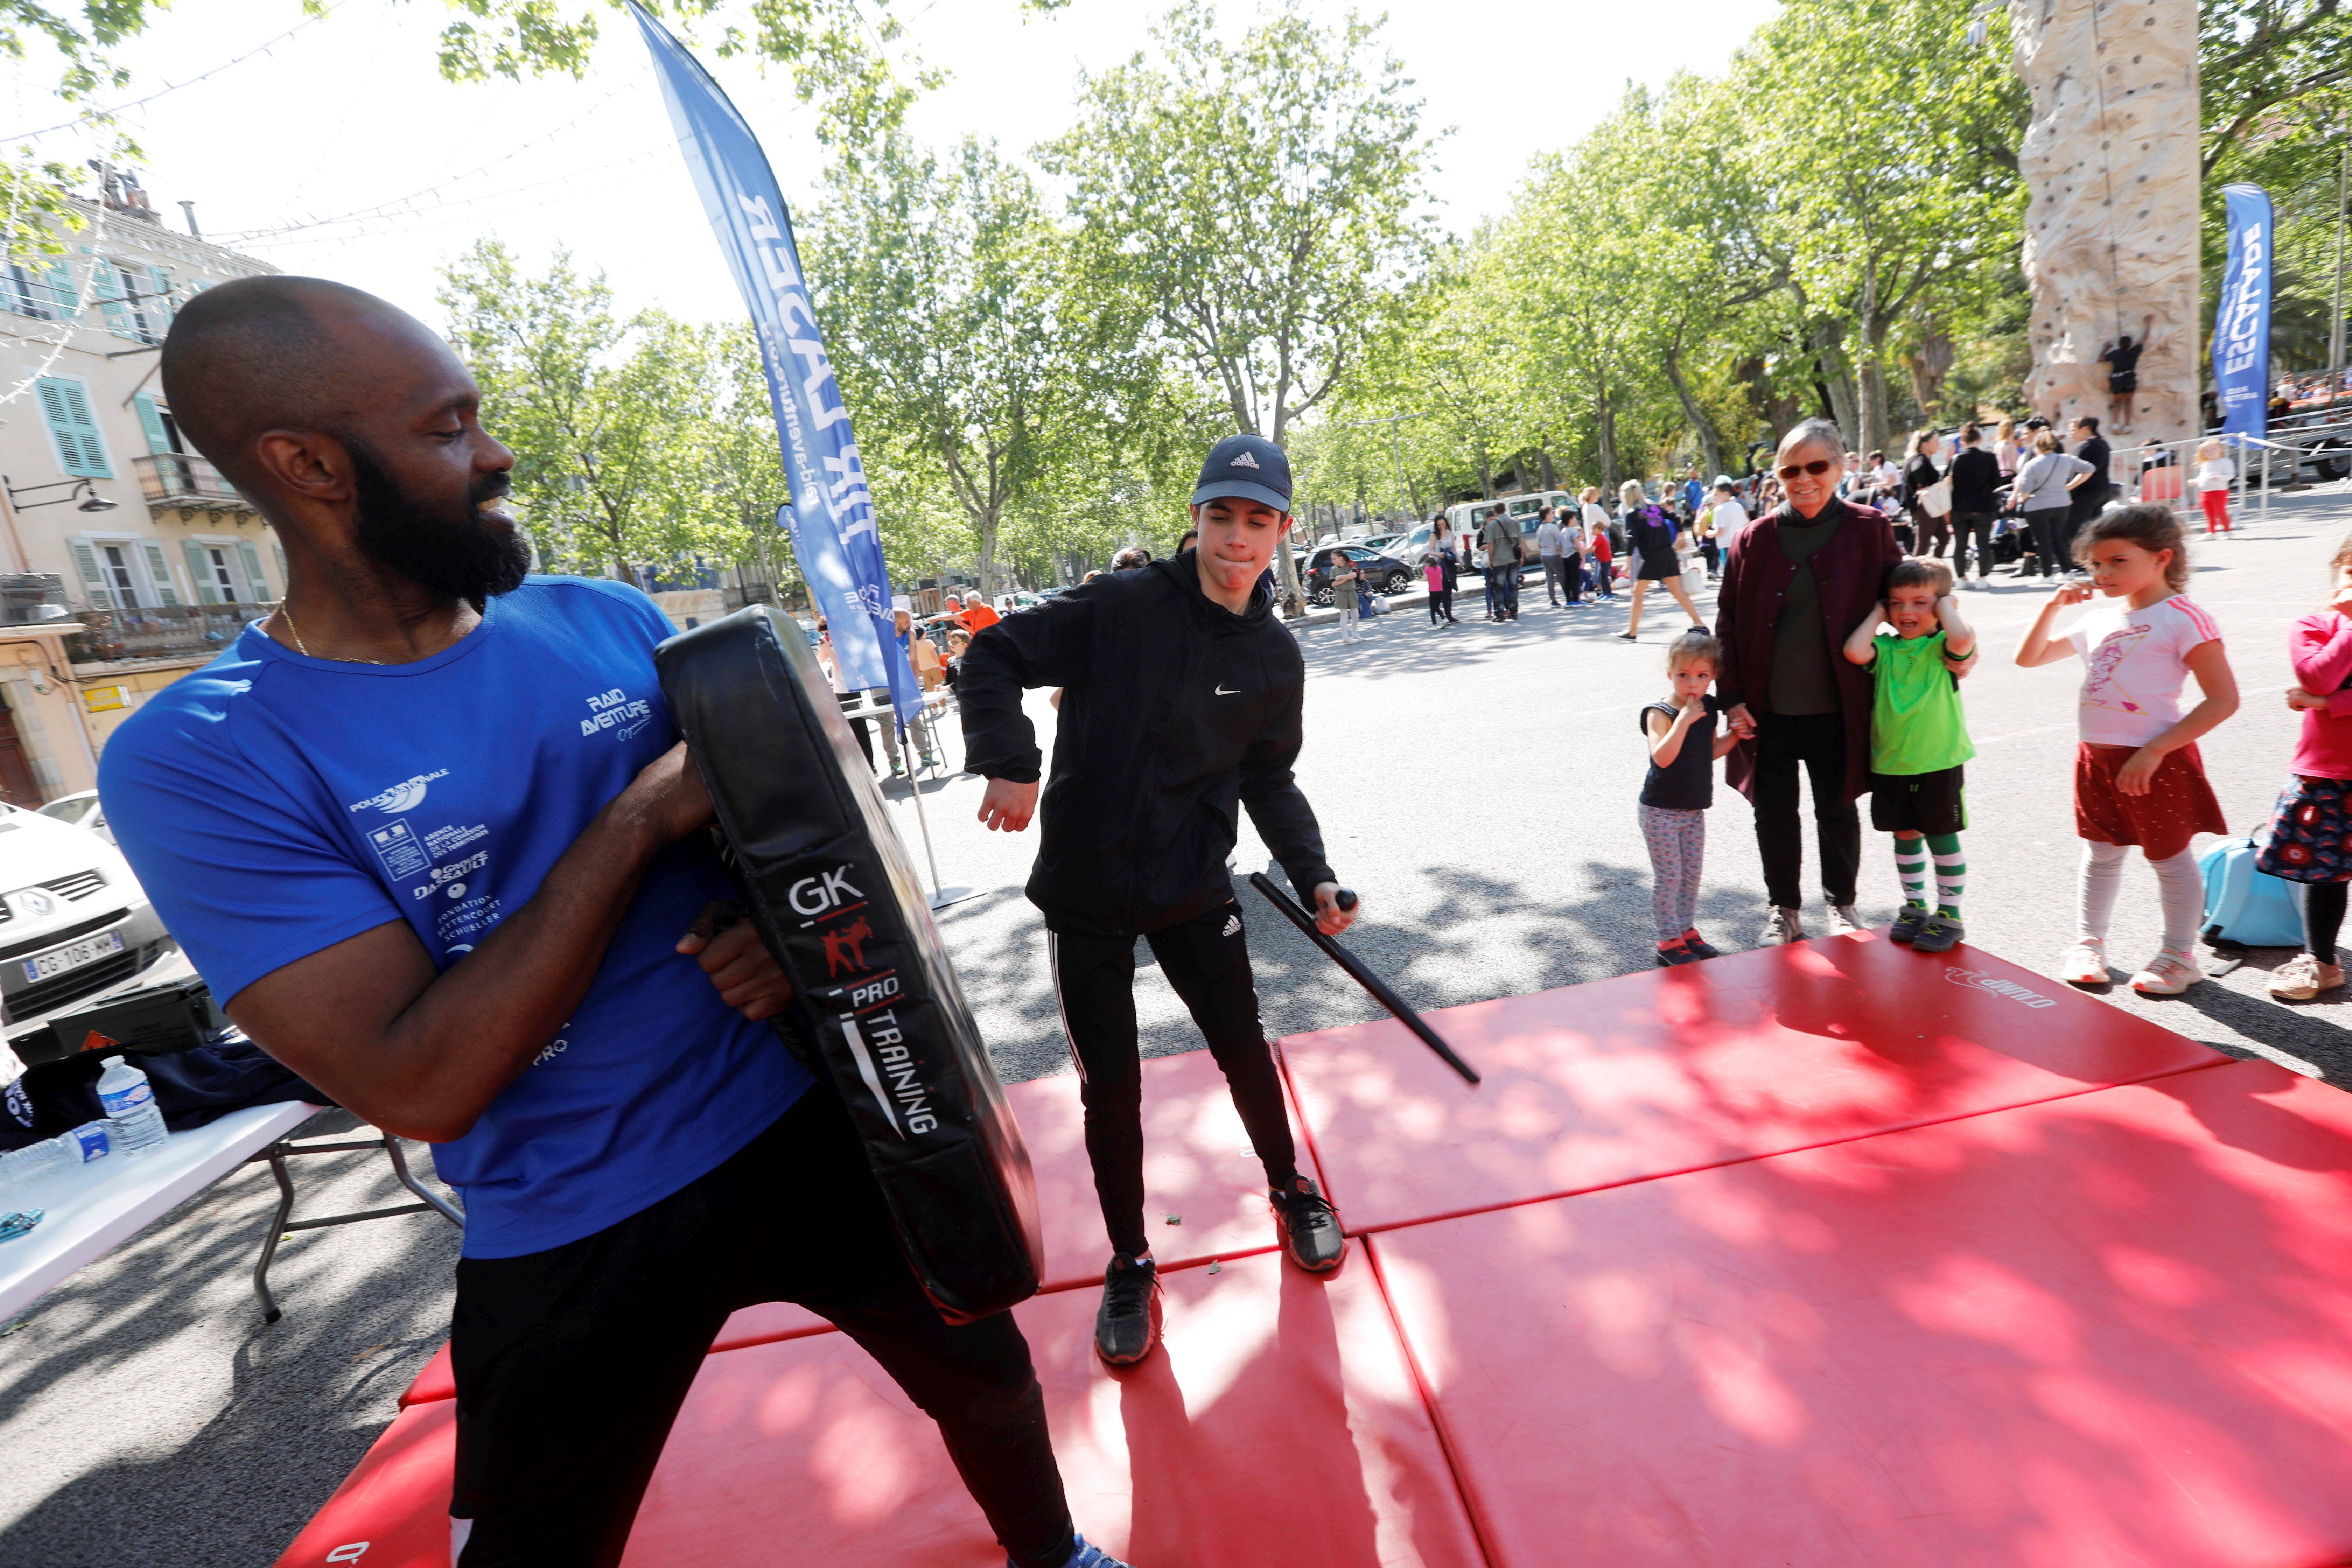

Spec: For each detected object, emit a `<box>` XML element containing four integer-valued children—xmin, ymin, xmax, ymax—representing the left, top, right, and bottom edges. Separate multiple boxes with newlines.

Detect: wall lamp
<box><xmin>2</xmin><ymin>476</ymin><xmax>118</xmax><ymax>512</ymax></box>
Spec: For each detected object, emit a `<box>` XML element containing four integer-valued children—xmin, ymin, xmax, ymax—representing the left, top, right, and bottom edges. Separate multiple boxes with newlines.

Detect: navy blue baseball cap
<box><xmin>1191</xmin><ymin>434</ymin><xmax>1293</xmax><ymax>513</ymax></box>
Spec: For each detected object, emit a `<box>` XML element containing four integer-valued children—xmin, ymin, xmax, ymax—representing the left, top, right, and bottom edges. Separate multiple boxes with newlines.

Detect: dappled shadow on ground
<box><xmin>0</xmin><ymin>1111</ymin><xmax>460</xmax><ymax>1567</ymax></box>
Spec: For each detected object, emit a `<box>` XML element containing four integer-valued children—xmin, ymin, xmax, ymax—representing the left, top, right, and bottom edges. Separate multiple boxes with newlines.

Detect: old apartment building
<box><xmin>0</xmin><ymin>168</ymin><xmax>283</xmax><ymax>804</ymax></box>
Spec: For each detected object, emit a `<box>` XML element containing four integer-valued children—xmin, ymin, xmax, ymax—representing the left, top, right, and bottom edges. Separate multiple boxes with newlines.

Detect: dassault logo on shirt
<box><xmin>581</xmin><ymin>687</ymin><xmax>654</xmax><ymax>740</ymax></box>
<box><xmin>414</xmin><ymin>851</ymin><xmax>489</xmax><ymax>899</ymax></box>
<box><xmin>347</xmin><ymin>770</ymin><xmax>450</xmax><ymax>815</ymax></box>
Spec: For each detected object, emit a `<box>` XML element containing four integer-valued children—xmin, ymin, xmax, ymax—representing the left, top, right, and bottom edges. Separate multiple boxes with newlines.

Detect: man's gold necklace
<box><xmin>274</xmin><ymin>602</ymin><xmax>385</xmax><ymax>665</ymax></box>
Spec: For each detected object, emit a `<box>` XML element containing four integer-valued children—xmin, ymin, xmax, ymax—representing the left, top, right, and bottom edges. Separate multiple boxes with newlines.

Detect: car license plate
<box><xmin>23</xmin><ymin>930</ymin><xmax>122</xmax><ymax>982</ymax></box>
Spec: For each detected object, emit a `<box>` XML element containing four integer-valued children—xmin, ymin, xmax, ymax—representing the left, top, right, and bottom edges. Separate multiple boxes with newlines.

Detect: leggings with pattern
<box><xmin>1640</xmin><ymin>804</ymin><xmax>1706</xmax><ymax>941</ymax></box>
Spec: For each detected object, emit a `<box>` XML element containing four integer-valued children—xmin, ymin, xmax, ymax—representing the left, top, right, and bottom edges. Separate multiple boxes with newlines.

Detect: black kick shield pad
<box><xmin>656</xmin><ymin>607</ymin><xmax>1043</xmax><ymax>1322</ymax></box>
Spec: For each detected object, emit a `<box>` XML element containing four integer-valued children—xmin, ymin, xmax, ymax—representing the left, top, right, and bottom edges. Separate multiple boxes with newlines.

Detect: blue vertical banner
<box><xmin>2212</xmin><ymin>183</ymin><xmax>2274</xmax><ymax>443</ymax></box>
<box><xmin>631</xmin><ymin>2</ymin><xmax>919</xmax><ymax>716</ymax></box>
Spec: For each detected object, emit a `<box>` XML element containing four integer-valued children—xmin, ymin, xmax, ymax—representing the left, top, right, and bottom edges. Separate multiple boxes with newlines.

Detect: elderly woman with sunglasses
<box><xmin>1712</xmin><ymin>419</ymin><xmax>1969</xmax><ymax>948</ymax></box>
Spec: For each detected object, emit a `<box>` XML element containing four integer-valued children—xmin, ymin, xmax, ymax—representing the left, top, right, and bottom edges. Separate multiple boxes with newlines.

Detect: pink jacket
<box><xmin>2293</xmin><ymin>611</ymin><xmax>2352</xmax><ymax>778</ymax></box>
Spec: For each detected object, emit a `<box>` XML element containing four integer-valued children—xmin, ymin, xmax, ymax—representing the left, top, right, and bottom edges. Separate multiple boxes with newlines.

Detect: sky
<box><xmin>3</xmin><ymin>0</ymin><xmax>1781</xmax><ymax>328</ymax></box>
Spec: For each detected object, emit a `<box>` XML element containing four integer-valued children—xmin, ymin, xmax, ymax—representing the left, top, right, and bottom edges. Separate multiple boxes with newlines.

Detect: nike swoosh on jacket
<box><xmin>957</xmin><ymin>554</ymin><xmax>1337</xmax><ymax>937</ymax></box>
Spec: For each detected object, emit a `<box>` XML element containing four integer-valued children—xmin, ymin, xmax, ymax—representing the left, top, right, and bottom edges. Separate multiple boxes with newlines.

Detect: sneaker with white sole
<box><xmin>2059</xmin><ymin>939</ymin><xmax>2110</xmax><ymax>986</ymax></box>
<box><xmin>1826</xmin><ymin>904</ymin><xmax>1864</xmax><ymax>936</ymax></box>
<box><xmin>2269</xmin><ymin>951</ymin><xmax>2346</xmax><ymax>1001</ymax></box>
<box><xmin>1759</xmin><ymin>906</ymin><xmax>1805</xmax><ymax>946</ymax></box>
<box><xmin>2129</xmin><ymin>949</ymin><xmax>2203</xmax><ymax>996</ymax></box>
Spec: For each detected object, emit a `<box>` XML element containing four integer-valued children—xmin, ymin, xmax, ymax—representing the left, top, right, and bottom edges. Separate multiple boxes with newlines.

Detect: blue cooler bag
<box><xmin>2199</xmin><ymin>833</ymin><xmax>2308</xmax><ymax>947</ymax></box>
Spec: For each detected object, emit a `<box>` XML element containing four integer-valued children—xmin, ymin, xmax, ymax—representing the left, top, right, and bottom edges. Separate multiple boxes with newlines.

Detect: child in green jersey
<box><xmin>1842</xmin><ymin>559</ymin><xmax>1979</xmax><ymax>953</ymax></box>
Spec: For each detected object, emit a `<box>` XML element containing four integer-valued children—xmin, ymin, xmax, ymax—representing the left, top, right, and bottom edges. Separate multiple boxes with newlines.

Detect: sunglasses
<box><xmin>1776</xmin><ymin>458</ymin><xmax>1836</xmax><ymax>481</ymax></box>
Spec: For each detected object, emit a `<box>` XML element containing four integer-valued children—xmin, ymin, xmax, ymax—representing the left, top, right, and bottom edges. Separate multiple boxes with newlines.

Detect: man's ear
<box><xmin>252</xmin><ymin>428</ymin><xmax>357</xmax><ymax>505</ymax></box>
<box><xmin>1276</xmin><ymin>513</ymin><xmax>1295</xmax><ymax>537</ymax></box>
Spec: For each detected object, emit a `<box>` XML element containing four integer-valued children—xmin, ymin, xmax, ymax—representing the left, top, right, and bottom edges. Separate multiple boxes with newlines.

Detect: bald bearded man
<box><xmin>99</xmin><ymin>279</ymin><xmax>1128</xmax><ymax>1568</ymax></box>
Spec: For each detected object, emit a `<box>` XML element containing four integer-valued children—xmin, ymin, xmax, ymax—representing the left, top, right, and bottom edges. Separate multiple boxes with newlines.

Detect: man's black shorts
<box><xmin>1870</xmin><ymin>765</ymin><xmax>1967</xmax><ymax>835</ymax></box>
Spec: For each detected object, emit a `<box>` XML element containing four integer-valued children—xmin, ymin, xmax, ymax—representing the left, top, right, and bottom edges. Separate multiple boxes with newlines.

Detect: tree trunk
<box><xmin>976</xmin><ymin>511</ymin><xmax>999</xmax><ymax>600</ymax></box>
<box><xmin>1595</xmin><ymin>379</ymin><xmax>1620</xmax><ymax>490</ymax></box>
<box><xmin>1662</xmin><ymin>346</ymin><xmax>1725</xmax><ymax>483</ymax></box>
<box><xmin>1475</xmin><ymin>445</ymin><xmax>1495</xmax><ymax>500</ymax></box>
<box><xmin>1810</xmin><ymin>322</ymin><xmax>1859</xmax><ymax>441</ymax></box>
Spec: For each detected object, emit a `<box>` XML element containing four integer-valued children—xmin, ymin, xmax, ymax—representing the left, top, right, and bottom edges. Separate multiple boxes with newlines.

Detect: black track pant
<box><xmin>449</xmin><ymin>1084</ymin><xmax>1075</xmax><ymax>1568</ymax></box>
<box><xmin>1751</xmin><ymin>710</ymin><xmax>1862</xmax><ymax>910</ymax></box>
<box><xmin>1049</xmin><ymin>898</ymin><xmax>1299</xmax><ymax>1259</ymax></box>
<box><xmin>1951</xmin><ymin>510</ymin><xmax>1996</xmax><ymax>578</ymax></box>
<box><xmin>2026</xmin><ymin>507</ymin><xmax>2073</xmax><ymax>576</ymax></box>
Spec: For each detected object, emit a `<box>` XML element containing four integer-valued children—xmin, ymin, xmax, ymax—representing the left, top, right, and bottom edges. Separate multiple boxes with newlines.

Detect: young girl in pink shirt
<box><xmin>2272</xmin><ymin>532</ymin><xmax>2352</xmax><ymax>999</ymax></box>
<box><xmin>2015</xmin><ymin>504</ymin><xmax>2240</xmax><ymax>995</ymax></box>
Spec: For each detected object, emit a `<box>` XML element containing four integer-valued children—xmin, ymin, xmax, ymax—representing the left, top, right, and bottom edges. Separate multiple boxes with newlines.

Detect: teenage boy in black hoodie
<box><xmin>959</xmin><ymin>434</ymin><xmax>1357</xmax><ymax>1366</ymax></box>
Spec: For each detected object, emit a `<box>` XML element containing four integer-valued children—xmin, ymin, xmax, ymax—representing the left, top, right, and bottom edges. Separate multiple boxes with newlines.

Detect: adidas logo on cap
<box><xmin>1231</xmin><ymin>451</ymin><xmax>1261</xmax><ymax>469</ymax></box>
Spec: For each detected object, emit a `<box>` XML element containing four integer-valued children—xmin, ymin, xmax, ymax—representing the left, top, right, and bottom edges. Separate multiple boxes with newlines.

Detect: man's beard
<box><xmin>345</xmin><ymin>441</ymin><xmax>532</xmax><ymax>604</ymax></box>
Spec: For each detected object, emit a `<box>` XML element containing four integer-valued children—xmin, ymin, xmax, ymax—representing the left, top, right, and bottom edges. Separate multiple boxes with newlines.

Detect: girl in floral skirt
<box><xmin>2015</xmin><ymin>505</ymin><xmax>2240</xmax><ymax>994</ymax></box>
<box><xmin>2272</xmin><ymin>532</ymin><xmax>2352</xmax><ymax>999</ymax></box>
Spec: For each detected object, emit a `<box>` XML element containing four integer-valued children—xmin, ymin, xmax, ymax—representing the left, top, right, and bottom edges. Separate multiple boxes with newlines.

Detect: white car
<box><xmin>36</xmin><ymin>789</ymin><xmax>110</xmax><ymax>845</ymax></box>
<box><xmin>0</xmin><ymin>801</ymin><xmax>183</xmax><ymax>1060</ymax></box>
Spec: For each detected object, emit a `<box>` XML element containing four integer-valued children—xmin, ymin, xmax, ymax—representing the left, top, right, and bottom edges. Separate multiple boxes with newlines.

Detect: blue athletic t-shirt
<box><xmin>98</xmin><ymin>576</ymin><xmax>812</xmax><ymax>1258</ymax></box>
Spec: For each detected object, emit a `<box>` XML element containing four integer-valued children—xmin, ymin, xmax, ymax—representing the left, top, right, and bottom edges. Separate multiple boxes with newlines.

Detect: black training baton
<box><xmin>1248</xmin><ymin>873</ymin><xmax>1480</xmax><ymax>1086</ymax></box>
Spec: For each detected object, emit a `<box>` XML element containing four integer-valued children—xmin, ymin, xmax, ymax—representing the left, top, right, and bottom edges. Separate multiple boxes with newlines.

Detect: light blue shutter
<box><xmin>183</xmin><ymin>540</ymin><xmax>221</xmax><ymax>604</ymax></box>
<box><xmin>235</xmin><ymin>539</ymin><xmax>267</xmax><ymax>602</ymax></box>
<box><xmin>42</xmin><ymin>261</ymin><xmax>75</xmax><ymax>318</ymax></box>
<box><xmin>145</xmin><ymin>265</ymin><xmax>173</xmax><ymax>331</ymax></box>
<box><xmin>36</xmin><ymin>378</ymin><xmax>111</xmax><ymax>478</ymax></box>
<box><xmin>132</xmin><ymin>393</ymin><xmax>172</xmax><ymax>454</ymax></box>
<box><xmin>67</xmin><ymin>539</ymin><xmax>112</xmax><ymax>608</ymax></box>
<box><xmin>138</xmin><ymin>540</ymin><xmax>179</xmax><ymax>607</ymax></box>
<box><xmin>85</xmin><ymin>254</ymin><xmax>131</xmax><ymax>337</ymax></box>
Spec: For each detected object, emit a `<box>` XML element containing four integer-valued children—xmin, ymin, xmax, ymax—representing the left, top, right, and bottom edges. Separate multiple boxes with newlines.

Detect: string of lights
<box><xmin>2</xmin><ymin>3</ymin><xmax>348</xmax><ymax>141</ymax></box>
<box><xmin>210</xmin><ymin>69</ymin><xmax>653</xmax><ymax>243</ymax></box>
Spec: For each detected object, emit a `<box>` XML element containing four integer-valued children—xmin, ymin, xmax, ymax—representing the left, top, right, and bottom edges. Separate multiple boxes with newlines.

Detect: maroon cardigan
<box><xmin>1712</xmin><ymin>498</ymin><xmax>1902</xmax><ymax>804</ymax></box>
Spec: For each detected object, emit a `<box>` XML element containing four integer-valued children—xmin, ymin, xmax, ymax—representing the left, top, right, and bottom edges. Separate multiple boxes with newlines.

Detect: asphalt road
<box><xmin>6</xmin><ymin>486</ymin><xmax>2348</xmax><ymax>1565</ymax></box>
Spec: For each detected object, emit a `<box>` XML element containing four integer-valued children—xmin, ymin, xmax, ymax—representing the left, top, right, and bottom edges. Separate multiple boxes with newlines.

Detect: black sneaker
<box><xmin>1679</xmin><ymin>929</ymin><xmax>1721</xmax><ymax>960</ymax></box>
<box><xmin>1656</xmin><ymin>941</ymin><xmax>1703</xmax><ymax>967</ymax></box>
<box><xmin>1094</xmin><ymin>1255</ymin><xmax>1161</xmax><ymax>1365</ymax></box>
<box><xmin>1912</xmin><ymin>912</ymin><xmax>1965</xmax><ymax>954</ymax></box>
<box><xmin>1890</xmin><ymin>903</ymin><xmax>1930</xmax><ymax>944</ymax></box>
<box><xmin>1271</xmin><ymin>1177</ymin><xmax>1347</xmax><ymax>1273</ymax></box>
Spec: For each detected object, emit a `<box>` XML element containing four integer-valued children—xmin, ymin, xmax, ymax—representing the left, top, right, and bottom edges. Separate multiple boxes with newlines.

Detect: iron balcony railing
<box><xmin>133</xmin><ymin>451</ymin><xmax>251</xmax><ymax>510</ymax></box>
<box><xmin>64</xmin><ymin>602</ymin><xmax>269</xmax><ymax>665</ymax></box>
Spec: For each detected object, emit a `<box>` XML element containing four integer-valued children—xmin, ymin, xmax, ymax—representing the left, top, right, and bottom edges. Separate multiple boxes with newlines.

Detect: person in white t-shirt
<box><xmin>1707</xmin><ymin>479</ymin><xmax>1749</xmax><ymax>564</ymax></box>
<box><xmin>2015</xmin><ymin>503</ymin><xmax>2239</xmax><ymax>997</ymax></box>
<box><xmin>2193</xmin><ymin>437</ymin><xmax>2238</xmax><ymax>538</ymax></box>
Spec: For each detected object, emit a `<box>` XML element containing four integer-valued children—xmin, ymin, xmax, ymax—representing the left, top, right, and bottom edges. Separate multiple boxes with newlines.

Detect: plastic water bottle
<box><xmin>0</xmin><ymin>1121</ymin><xmax>112</xmax><ymax>1191</ymax></box>
<box><xmin>96</xmin><ymin>1056</ymin><xmax>166</xmax><ymax>1157</ymax></box>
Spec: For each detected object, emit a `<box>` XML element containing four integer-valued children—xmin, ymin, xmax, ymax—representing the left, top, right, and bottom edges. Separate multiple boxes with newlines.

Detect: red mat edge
<box><xmin>1286</xmin><ymin>1042</ymin><xmax>2240</xmax><ymax>1242</ymax></box>
<box><xmin>1357</xmin><ymin>1230</ymin><xmax>1500</xmax><ymax>1568</ymax></box>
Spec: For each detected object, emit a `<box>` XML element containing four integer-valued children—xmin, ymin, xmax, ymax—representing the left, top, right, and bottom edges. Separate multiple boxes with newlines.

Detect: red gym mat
<box><xmin>397</xmin><ymin>1049</ymin><xmax>1317</xmax><ymax>1408</ymax></box>
<box><xmin>1371</xmin><ymin>1059</ymin><xmax>2352</xmax><ymax>1567</ymax></box>
<box><xmin>292</xmin><ymin>1252</ymin><xmax>1481</xmax><ymax>1568</ymax></box>
<box><xmin>1281</xmin><ymin>933</ymin><xmax>2224</xmax><ymax>1234</ymax></box>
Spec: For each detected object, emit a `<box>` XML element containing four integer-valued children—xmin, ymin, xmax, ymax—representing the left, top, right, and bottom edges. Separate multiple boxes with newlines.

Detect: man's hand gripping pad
<box><xmin>657</xmin><ymin>607</ymin><xmax>1043</xmax><ymax>1321</ymax></box>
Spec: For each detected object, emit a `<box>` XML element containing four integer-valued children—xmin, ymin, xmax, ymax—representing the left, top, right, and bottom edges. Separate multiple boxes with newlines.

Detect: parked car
<box><xmin>0</xmin><ymin>800</ymin><xmax>184</xmax><ymax>1062</ymax></box>
<box><xmin>35</xmin><ymin>791</ymin><xmax>110</xmax><ymax>846</ymax></box>
<box><xmin>1299</xmin><ymin>544</ymin><xmax>1416</xmax><ymax>607</ymax></box>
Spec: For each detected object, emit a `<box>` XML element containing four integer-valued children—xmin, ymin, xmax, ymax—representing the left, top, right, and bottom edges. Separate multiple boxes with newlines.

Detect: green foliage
<box><xmin>439</xmin><ymin>239</ymin><xmax>779</xmax><ymax>579</ymax></box>
<box><xmin>1042</xmin><ymin>0</ymin><xmax>1434</xmax><ymax>446</ymax></box>
<box><xmin>806</xmin><ymin>133</ymin><xmax>1095</xmax><ymax>596</ymax></box>
<box><xmin>2203</xmin><ymin>0</ymin><xmax>2352</xmax><ymax>178</ymax></box>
